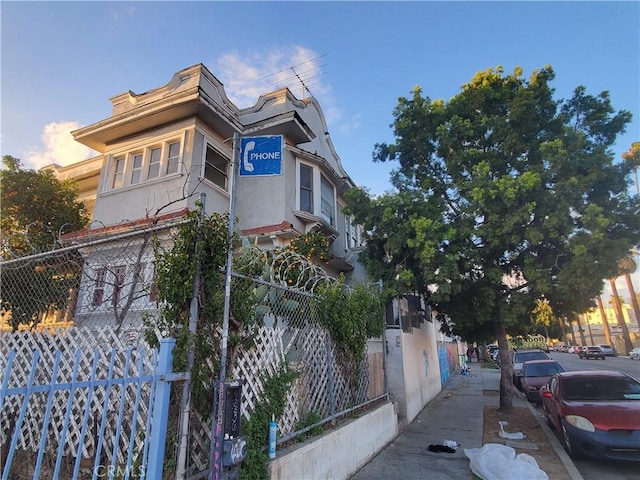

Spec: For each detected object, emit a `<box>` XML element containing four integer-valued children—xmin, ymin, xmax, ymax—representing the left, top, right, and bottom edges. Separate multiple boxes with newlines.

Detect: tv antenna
<box><xmin>258</xmin><ymin>53</ymin><xmax>328</xmax><ymax>100</ymax></box>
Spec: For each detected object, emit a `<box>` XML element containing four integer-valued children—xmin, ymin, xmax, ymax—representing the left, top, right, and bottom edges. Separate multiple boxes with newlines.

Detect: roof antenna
<box><xmin>291</xmin><ymin>65</ymin><xmax>313</xmax><ymax>100</ymax></box>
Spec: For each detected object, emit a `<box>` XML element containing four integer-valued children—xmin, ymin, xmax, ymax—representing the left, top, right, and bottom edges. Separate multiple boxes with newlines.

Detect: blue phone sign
<box><xmin>239</xmin><ymin>136</ymin><xmax>283</xmax><ymax>176</ymax></box>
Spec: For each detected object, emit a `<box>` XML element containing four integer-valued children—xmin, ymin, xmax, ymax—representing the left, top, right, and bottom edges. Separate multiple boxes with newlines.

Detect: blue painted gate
<box><xmin>0</xmin><ymin>338</ymin><xmax>183</xmax><ymax>480</ymax></box>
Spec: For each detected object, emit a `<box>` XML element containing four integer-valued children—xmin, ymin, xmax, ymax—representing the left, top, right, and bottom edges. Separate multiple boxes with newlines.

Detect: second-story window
<box><xmin>112</xmin><ymin>157</ymin><xmax>125</xmax><ymax>189</ymax></box>
<box><xmin>107</xmin><ymin>138</ymin><xmax>182</xmax><ymax>191</ymax></box>
<box><xmin>320</xmin><ymin>174</ymin><xmax>335</xmax><ymax>226</ymax></box>
<box><xmin>166</xmin><ymin>141</ymin><xmax>180</xmax><ymax>174</ymax></box>
<box><xmin>147</xmin><ymin>147</ymin><xmax>162</xmax><ymax>180</ymax></box>
<box><xmin>130</xmin><ymin>153</ymin><xmax>143</xmax><ymax>185</ymax></box>
<box><xmin>204</xmin><ymin>145</ymin><xmax>229</xmax><ymax>190</ymax></box>
<box><xmin>345</xmin><ymin>215</ymin><xmax>364</xmax><ymax>249</ymax></box>
<box><xmin>300</xmin><ymin>164</ymin><xmax>313</xmax><ymax>213</ymax></box>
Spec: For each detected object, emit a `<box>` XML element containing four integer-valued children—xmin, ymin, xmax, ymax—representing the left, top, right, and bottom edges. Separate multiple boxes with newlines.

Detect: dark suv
<box><xmin>579</xmin><ymin>346</ymin><xmax>606</xmax><ymax>360</ymax></box>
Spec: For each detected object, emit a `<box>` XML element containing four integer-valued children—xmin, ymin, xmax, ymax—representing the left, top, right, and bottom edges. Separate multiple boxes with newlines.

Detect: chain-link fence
<box><xmin>1</xmin><ymin>223</ymin><xmax>387</xmax><ymax>478</ymax></box>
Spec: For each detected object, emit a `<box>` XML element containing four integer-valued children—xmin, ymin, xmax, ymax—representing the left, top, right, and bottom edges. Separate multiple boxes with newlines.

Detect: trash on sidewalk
<box><xmin>443</xmin><ymin>439</ymin><xmax>459</xmax><ymax>450</ymax></box>
<box><xmin>498</xmin><ymin>420</ymin><xmax>525</xmax><ymax>440</ymax></box>
<box><xmin>464</xmin><ymin>443</ymin><xmax>549</xmax><ymax>480</ymax></box>
<box><xmin>428</xmin><ymin>444</ymin><xmax>457</xmax><ymax>453</ymax></box>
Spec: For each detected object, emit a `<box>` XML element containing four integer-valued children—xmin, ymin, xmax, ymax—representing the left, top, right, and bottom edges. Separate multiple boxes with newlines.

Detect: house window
<box><xmin>130</xmin><ymin>153</ymin><xmax>143</xmax><ymax>184</ymax></box>
<box><xmin>320</xmin><ymin>174</ymin><xmax>335</xmax><ymax>226</ymax></box>
<box><xmin>300</xmin><ymin>164</ymin><xmax>313</xmax><ymax>213</ymax></box>
<box><xmin>112</xmin><ymin>157</ymin><xmax>125</xmax><ymax>189</ymax></box>
<box><xmin>92</xmin><ymin>268</ymin><xmax>106</xmax><ymax>306</ymax></box>
<box><xmin>166</xmin><ymin>141</ymin><xmax>180</xmax><ymax>175</ymax></box>
<box><xmin>345</xmin><ymin>215</ymin><xmax>363</xmax><ymax>249</ymax></box>
<box><xmin>204</xmin><ymin>145</ymin><xmax>229</xmax><ymax>190</ymax></box>
<box><xmin>147</xmin><ymin>147</ymin><xmax>162</xmax><ymax>180</ymax></box>
<box><xmin>113</xmin><ymin>265</ymin><xmax>126</xmax><ymax>306</ymax></box>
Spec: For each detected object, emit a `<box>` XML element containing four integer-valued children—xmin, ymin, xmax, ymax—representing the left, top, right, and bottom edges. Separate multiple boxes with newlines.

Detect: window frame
<box><xmin>320</xmin><ymin>173</ymin><xmax>336</xmax><ymax>227</ymax></box>
<box><xmin>299</xmin><ymin>163</ymin><xmax>314</xmax><ymax>214</ymax></box>
<box><xmin>111</xmin><ymin>156</ymin><xmax>125</xmax><ymax>189</ymax></box>
<box><xmin>130</xmin><ymin>152</ymin><xmax>143</xmax><ymax>185</ymax></box>
<box><xmin>203</xmin><ymin>144</ymin><xmax>230</xmax><ymax>191</ymax></box>
<box><xmin>92</xmin><ymin>267</ymin><xmax>106</xmax><ymax>307</ymax></box>
<box><xmin>106</xmin><ymin>138</ymin><xmax>182</xmax><ymax>191</ymax></box>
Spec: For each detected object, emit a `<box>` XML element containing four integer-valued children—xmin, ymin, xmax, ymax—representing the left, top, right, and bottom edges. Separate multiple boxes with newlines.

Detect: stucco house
<box><xmin>54</xmin><ymin>63</ymin><xmax>366</xmax><ymax>330</ymax></box>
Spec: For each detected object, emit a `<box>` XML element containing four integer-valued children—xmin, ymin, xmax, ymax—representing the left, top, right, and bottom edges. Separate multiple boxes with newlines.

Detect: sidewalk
<box><xmin>349</xmin><ymin>362</ymin><xmax>583</xmax><ymax>480</ymax></box>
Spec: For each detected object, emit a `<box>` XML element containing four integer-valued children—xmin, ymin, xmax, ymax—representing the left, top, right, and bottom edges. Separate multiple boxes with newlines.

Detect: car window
<box><xmin>549</xmin><ymin>376</ymin><xmax>558</xmax><ymax>395</ymax></box>
<box><xmin>563</xmin><ymin>377</ymin><xmax>640</xmax><ymax>401</ymax></box>
<box><xmin>524</xmin><ymin>363</ymin><xmax>564</xmax><ymax>377</ymax></box>
<box><xmin>515</xmin><ymin>351</ymin><xmax>549</xmax><ymax>363</ymax></box>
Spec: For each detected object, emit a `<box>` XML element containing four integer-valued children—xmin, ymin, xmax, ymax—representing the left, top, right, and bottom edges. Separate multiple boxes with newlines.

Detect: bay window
<box><xmin>300</xmin><ymin>164</ymin><xmax>313</xmax><ymax>213</ymax></box>
<box><xmin>297</xmin><ymin>162</ymin><xmax>336</xmax><ymax>227</ymax></box>
<box><xmin>320</xmin><ymin>174</ymin><xmax>335</xmax><ymax>226</ymax></box>
<box><xmin>107</xmin><ymin>138</ymin><xmax>182</xmax><ymax>191</ymax></box>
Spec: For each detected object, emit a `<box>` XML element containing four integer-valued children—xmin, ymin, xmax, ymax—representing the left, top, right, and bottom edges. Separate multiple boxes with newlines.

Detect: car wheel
<box><xmin>543</xmin><ymin>405</ymin><xmax>555</xmax><ymax>430</ymax></box>
<box><xmin>561</xmin><ymin>423</ymin><xmax>582</xmax><ymax>459</ymax></box>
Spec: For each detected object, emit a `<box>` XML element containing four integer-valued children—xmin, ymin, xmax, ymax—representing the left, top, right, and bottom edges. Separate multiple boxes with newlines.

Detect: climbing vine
<box><xmin>144</xmin><ymin>211</ymin><xmax>384</xmax><ymax>477</ymax></box>
<box><xmin>240</xmin><ymin>365</ymin><xmax>297</xmax><ymax>480</ymax></box>
<box><xmin>314</xmin><ymin>276</ymin><xmax>385</xmax><ymax>369</ymax></box>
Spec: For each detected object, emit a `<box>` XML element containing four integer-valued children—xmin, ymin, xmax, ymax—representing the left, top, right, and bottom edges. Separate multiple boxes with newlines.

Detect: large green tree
<box><xmin>1</xmin><ymin>155</ymin><xmax>88</xmax><ymax>256</ymax></box>
<box><xmin>345</xmin><ymin>66</ymin><xmax>640</xmax><ymax>408</ymax></box>
<box><xmin>1</xmin><ymin>155</ymin><xmax>89</xmax><ymax>329</ymax></box>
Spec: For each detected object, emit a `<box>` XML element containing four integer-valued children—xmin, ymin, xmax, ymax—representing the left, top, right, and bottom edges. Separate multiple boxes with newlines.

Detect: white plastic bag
<box><xmin>498</xmin><ymin>420</ymin><xmax>525</xmax><ymax>440</ymax></box>
<box><xmin>464</xmin><ymin>443</ymin><xmax>549</xmax><ymax>480</ymax></box>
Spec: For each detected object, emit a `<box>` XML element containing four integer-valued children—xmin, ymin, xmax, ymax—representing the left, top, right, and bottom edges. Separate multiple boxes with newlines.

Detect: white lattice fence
<box><xmin>0</xmin><ymin>327</ymin><xmax>155</xmax><ymax>466</ymax></box>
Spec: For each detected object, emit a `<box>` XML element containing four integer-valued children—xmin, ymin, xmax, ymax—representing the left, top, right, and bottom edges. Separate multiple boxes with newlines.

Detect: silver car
<box><xmin>598</xmin><ymin>344</ymin><xmax>616</xmax><ymax>356</ymax></box>
<box><xmin>630</xmin><ymin>347</ymin><xmax>640</xmax><ymax>360</ymax></box>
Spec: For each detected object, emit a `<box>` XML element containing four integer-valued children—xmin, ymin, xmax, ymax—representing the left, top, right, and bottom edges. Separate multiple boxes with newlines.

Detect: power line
<box><xmin>259</xmin><ymin>54</ymin><xmax>328</xmax><ymax>99</ymax></box>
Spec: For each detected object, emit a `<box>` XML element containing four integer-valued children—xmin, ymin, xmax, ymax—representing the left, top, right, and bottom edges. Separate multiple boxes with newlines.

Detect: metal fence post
<box><xmin>146</xmin><ymin>338</ymin><xmax>176</xmax><ymax>480</ymax></box>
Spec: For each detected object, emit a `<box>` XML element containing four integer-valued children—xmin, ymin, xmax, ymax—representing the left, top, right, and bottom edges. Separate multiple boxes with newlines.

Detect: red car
<box><xmin>540</xmin><ymin>371</ymin><xmax>640</xmax><ymax>462</ymax></box>
<box><xmin>520</xmin><ymin>360</ymin><xmax>565</xmax><ymax>403</ymax></box>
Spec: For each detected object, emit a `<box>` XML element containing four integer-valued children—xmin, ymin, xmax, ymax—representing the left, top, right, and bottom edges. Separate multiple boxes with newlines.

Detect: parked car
<box><xmin>486</xmin><ymin>344</ymin><xmax>499</xmax><ymax>361</ymax></box>
<box><xmin>512</xmin><ymin>349</ymin><xmax>552</xmax><ymax>390</ymax></box>
<box><xmin>630</xmin><ymin>347</ymin><xmax>640</xmax><ymax>360</ymax></box>
<box><xmin>598</xmin><ymin>344</ymin><xmax>616</xmax><ymax>357</ymax></box>
<box><xmin>540</xmin><ymin>371</ymin><xmax>640</xmax><ymax>462</ymax></box>
<box><xmin>579</xmin><ymin>346</ymin><xmax>606</xmax><ymax>360</ymax></box>
<box><xmin>520</xmin><ymin>360</ymin><xmax>566</xmax><ymax>403</ymax></box>
<box><xmin>559</xmin><ymin>345</ymin><xmax>569</xmax><ymax>353</ymax></box>
<box><xmin>572</xmin><ymin>346</ymin><xmax>583</xmax><ymax>355</ymax></box>
<box><xmin>567</xmin><ymin>346</ymin><xmax>576</xmax><ymax>354</ymax></box>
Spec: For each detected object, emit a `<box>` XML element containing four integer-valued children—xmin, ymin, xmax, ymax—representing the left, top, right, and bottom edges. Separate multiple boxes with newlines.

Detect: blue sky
<box><xmin>1</xmin><ymin>1</ymin><xmax>639</xmax><ymax>304</ymax></box>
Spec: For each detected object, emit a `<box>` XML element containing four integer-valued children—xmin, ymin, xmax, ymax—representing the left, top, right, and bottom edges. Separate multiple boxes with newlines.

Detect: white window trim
<box><xmin>105</xmin><ymin>137</ymin><xmax>184</xmax><ymax>192</ymax></box>
<box><xmin>297</xmin><ymin>160</ymin><xmax>336</xmax><ymax>227</ymax></box>
<box><xmin>201</xmin><ymin>139</ymin><xmax>231</xmax><ymax>193</ymax></box>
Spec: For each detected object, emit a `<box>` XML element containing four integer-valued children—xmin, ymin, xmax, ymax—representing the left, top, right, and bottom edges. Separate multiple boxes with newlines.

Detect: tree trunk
<box><xmin>497</xmin><ymin>326</ymin><xmax>515</xmax><ymax>410</ymax></box>
<box><xmin>597</xmin><ymin>296</ymin><xmax>613</xmax><ymax>346</ymax></box>
<box><xmin>609</xmin><ymin>279</ymin><xmax>634</xmax><ymax>354</ymax></box>
<box><xmin>582</xmin><ymin>314</ymin><xmax>594</xmax><ymax>345</ymax></box>
<box><xmin>575</xmin><ymin>314</ymin><xmax>586</xmax><ymax>345</ymax></box>
<box><xmin>624</xmin><ymin>273</ymin><xmax>640</xmax><ymax>330</ymax></box>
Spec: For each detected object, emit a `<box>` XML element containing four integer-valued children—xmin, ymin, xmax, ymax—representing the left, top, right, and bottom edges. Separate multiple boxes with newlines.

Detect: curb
<box><xmin>520</xmin><ymin>395</ymin><xmax>584</xmax><ymax>480</ymax></box>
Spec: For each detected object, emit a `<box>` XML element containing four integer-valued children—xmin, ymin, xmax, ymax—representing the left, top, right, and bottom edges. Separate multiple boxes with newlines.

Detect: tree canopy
<box><xmin>1</xmin><ymin>155</ymin><xmax>89</xmax><ymax>329</ymax></box>
<box><xmin>345</xmin><ymin>66</ymin><xmax>640</xmax><ymax>405</ymax></box>
<box><xmin>1</xmin><ymin>155</ymin><xmax>89</xmax><ymax>257</ymax></box>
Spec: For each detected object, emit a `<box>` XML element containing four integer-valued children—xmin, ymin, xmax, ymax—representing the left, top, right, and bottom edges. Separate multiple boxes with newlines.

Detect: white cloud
<box><xmin>25</xmin><ymin>121</ymin><xmax>97</xmax><ymax>170</ymax></box>
<box><xmin>215</xmin><ymin>46</ymin><xmax>336</xmax><ymax>111</ymax></box>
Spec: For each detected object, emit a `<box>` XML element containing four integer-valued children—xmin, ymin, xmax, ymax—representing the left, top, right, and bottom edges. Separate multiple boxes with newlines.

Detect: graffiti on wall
<box><xmin>437</xmin><ymin>342</ymin><xmax>460</xmax><ymax>387</ymax></box>
<box><xmin>423</xmin><ymin>349</ymin><xmax>430</xmax><ymax>378</ymax></box>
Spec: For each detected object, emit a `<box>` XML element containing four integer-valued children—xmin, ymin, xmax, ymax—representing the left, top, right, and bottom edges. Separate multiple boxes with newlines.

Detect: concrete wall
<box><xmin>385</xmin><ymin>320</ymin><xmax>442</xmax><ymax>423</ymax></box>
<box><xmin>268</xmin><ymin>401</ymin><xmax>397</xmax><ymax>480</ymax></box>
